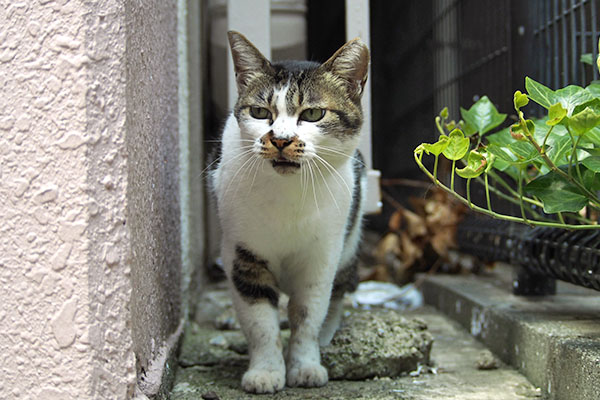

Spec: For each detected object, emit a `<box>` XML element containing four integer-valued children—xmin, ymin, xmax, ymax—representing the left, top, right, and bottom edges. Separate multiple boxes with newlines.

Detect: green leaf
<box><xmin>584</xmin><ymin>126</ymin><xmax>600</xmax><ymax>145</ymax></box>
<box><xmin>456</xmin><ymin>150</ymin><xmax>487</xmax><ymax>178</ymax></box>
<box><xmin>546</xmin><ymin>134</ymin><xmax>572</xmax><ymax>166</ymax></box>
<box><xmin>581</xmin><ymin>53</ymin><xmax>594</xmax><ymax>65</ymax></box>
<box><xmin>514</xmin><ymin>90</ymin><xmax>529</xmax><ymax>111</ymax></box>
<box><xmin>422</xmin><ymin>135</ymin><xmax>449</xmax><ymax>156</ymax></box>
<box><xmin>525</xmin><ymin>172</ymin><xmax>589</xmax><ymax>213</ymax></box>
<box><xmin>460</xmin><ymin>96</ymin><xmax>507</xmax><ymax>136</ymax></box>
<box><xmin>440</xmin><ymin>107</ymin><xmax>449</xmax><ymax>119</ymax></box>
<box><xmin>569</xmin><ymin>107</ymin><xmax>600</xmax><ymax>136</ymax></box>
<box><xmin>508</xmin><ymin>141</ymin><xmax>542</xmax><ymax>165</ymax></box>
<box><xmin>582</xmin><ymin>156</ymin><xmax>600</xmax><ymax>172</ymax></box>
<box><xmin>442</xmin><ymin>129</ymin><xmax>470</xmax><ymax>160</ymax></box>
<box><xmin>547</xmin><ymin>103</ymin><xmax>567</xmax><ymax>126</ymax></box>
<box><xmin>525</xmin><ymin>77</ymin><xmax>594</xmax><ymax>116</ymax></box>
<box><xmin>587</xmin><ymin>82</ymin><xmax>600</xmax><ymax>98</ymax></box>
<box><xmin>525</xmin><ymin>77</ymin><xmax>556</xmax><ymax>109</ymax></box>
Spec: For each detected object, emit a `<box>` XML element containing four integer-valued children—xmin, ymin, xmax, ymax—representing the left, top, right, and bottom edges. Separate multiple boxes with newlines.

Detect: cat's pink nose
<box><xmin>270</xmin><ymin>137</ymin><xmax>292</xmax><ymax>150</ymax></box>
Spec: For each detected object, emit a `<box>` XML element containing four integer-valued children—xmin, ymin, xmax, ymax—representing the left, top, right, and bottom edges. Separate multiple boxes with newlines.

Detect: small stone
<box><xmin>201</xmin><ymin>392</ymin><xmax>220</xmax><ymax>400</ymax></box>
<box><xmin>209</xmin><ymin>335</ymin><xmax>228</xmax><ymax>348</ymax></box>
<box><xmin>476</xmin><ymin>349</ymin><xmax>499</xmax><ymax>370</ymax></box>
<box><xmin>321</xmin><ymin>309</ymin><xmax>433</xmax><ymax>380</ymax></box>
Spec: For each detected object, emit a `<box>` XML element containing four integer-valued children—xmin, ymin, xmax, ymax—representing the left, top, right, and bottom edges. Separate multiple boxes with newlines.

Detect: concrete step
<box><xmin>170</xmin><ymin>301</ymin><xmax>540</xmax><ymax>399</ymax></box>
<box><xmin>421</xmin><ymin>264</ymin><xmax>600</xmax><ymax>400</ymax></box>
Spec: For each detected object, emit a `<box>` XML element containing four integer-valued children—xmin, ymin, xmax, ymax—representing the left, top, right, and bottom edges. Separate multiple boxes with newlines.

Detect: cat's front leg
<box><xmin>225</xmin><ymin>244</ymin><xmax>285</xmax><ymax>394</ymax></box>
<box><xmin>285</xmin><ymin>259</ymin><xmax>337</xmax><ymax>388</ymax></box>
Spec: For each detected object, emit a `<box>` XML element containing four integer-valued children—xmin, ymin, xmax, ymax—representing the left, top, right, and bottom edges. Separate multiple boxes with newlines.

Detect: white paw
<box><xmin>286</xmin><ymin>363</ymin><xmax>328</xmax><ymax>388</ymax></box>
<box><xmin>241</xmin><ymin>367</ymin><xmax>285</xmax><ymax>394</ymax></box>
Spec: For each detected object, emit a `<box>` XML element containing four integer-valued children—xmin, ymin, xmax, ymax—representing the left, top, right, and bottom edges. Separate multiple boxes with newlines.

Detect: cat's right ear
<box><xmin>227</xmin><ymin>31</ymin><xmax>273</xmax><ymax>92</ymax></box>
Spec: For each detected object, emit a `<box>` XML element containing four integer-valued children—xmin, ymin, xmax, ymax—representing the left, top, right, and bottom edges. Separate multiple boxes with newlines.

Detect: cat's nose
<box><xmin>270</xmin><ymin>137</ymin><xmax>292</xmax><ymax>150</ymax></box>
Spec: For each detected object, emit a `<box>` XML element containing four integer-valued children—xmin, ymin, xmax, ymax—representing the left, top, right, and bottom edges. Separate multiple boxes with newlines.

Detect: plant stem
<box><xmin>413</xmin><ymin>151</ymin><xmax>600</xmax><ymax>229</ymax></box>
<box><xmin>473</xmin><ymin>174</ymin><xmax>550</xmax><ymax>221</ymax></box>
<box><xmin>486</xmin><ymin>171</ymin><xmax>543</xmax><ymax>207</ymax></box>
<box><xmin>451</xmin><ymin>160</ymin><xmax>456</xmax><ymax>191</ymax></box>
<box><xmin>541</xmin><ymin>125</ymin><xmax>555</xmax><ymax>152</ymax></box>
<box><xmin>518</xmin><ymin>168</ymin><xmax>530</xmax><ymax>225</ymax></box>
<box><xmin>435</xmin><ymin>116</ymin><xmax>445</xmax><ymax>135</ymax></box>
<box><xmin>525</xmin><ymin>133</ymin><xmax>600</xmax><ymax>208</ymax></box>
<box><xmin>433</xmin><ymin>155</ymin><xmax>439</xmax><ymax>183</ymax></box>
<box><xmin>466</xmin><ymin>178</ymin><xmax>472</xmax><ymax>208</ymax></box>
<box><xmin>484</xmin><ymin>173</ymin><xmax>492</xmax><ymax>211</ymax></box>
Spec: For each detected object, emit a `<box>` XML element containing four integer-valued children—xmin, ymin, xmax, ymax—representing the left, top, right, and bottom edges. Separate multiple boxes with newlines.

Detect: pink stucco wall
<box><xmin>0</xmin><ymin>1</ymin><xmax>182</xmax><ymax>398</ymax></box>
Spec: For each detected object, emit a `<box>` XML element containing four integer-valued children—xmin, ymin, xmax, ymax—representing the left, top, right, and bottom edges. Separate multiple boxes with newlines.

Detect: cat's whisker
<box><xmin>223</xmin><ymin>152</ymin><xmax>258</xmax><ymax>201</ymax></box>
<box><xmin>248</xmin><ymin>157</ymin><xmax>263</xmax><ymax>194</ymax></box>
<box><xmin>313</xmin><ymin>158</ymin><xmax>340</xmax><ymax>212</ymax></box>
<box><xmin>313</xmin><ymin>154</ymin><xmax>352</xmax><ymax>198</ymax></box>
<box><xmin>196</xmin><ymin>147</ymin><xmax>256</xmax><ymax>180</ymax></box>
<box><xmin>306</xmin><ymin>160</ymin><xmax>320</xmax><ymax>215</ymax></box>
<box><xmin>314</xmin><ymin>145</ymin><xmax>366</xmax><ymax>166</ymax></box>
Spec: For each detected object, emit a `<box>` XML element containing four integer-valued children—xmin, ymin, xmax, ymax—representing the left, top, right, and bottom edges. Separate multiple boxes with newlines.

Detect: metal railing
<box><xmin>457</xmin><ymin>215</ymin><xmax>600</xmax><ymax>294</ymax></box>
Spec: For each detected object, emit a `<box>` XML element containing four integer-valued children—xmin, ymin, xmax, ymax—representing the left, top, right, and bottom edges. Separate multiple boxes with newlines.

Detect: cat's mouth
<box><xmin>271</xmin><ymin>157</ymin><xmax>300</xmax><ymax>173</ymax></box>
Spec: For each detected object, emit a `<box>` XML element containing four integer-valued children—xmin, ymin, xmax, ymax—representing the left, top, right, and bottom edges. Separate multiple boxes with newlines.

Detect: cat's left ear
<box><xmin>228</xmin><ymin>31</ymin><xmax>274</xmax><ymax>93</ymax></box>
<box><xmin>321</xmin><ymin>38</ymin><xmax>370</xmax><ymax>99</ymax></box>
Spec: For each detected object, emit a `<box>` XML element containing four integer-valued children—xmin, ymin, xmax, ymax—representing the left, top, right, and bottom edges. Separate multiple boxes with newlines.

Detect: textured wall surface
<box><xmin>0</xmin><ymin>1</ymin><xmax>182</xmax><ymax>398</ymax></box>
<box><xmin>124</xmin><ymin>0</ymin><xmax>182</xmax><ymax>392</ymax></box>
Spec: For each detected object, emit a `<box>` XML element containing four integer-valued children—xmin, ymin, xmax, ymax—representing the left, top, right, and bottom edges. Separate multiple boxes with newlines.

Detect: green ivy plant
<box><xmin>414</xmin><ymin>42</ymin><xmax>600</xmax><ymax>229</ymax></box>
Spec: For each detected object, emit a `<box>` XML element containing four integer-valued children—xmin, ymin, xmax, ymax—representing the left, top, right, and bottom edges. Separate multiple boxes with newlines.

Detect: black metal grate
<box><xmin>533</xmin><ymin>0</ymin><xmax>600</xmax><ymax>90</ymax></box>
<box><xmin>458</xmin><ymin>215</ymin><xmax>600</xmax><ymax>293</ymax></box>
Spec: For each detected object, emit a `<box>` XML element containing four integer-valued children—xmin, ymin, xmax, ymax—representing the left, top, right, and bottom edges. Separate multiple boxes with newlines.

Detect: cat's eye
<box><xmin>249</xmin><ymin>106</ymin><xmax>272</xmax><ymax>119</ymax></box>
<box><xmin>299</xmin><ymin>108</ymin><xmax>325</xmax><ymax>122</ymax></box>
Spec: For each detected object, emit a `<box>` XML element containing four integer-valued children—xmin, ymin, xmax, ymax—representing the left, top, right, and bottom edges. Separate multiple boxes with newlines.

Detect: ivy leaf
<box><xmin>586</xmin><ymin>82</ymin><xmax>600</xmax><ymax>98</ymax></box>
<box><xmin>508</xmin><ymin>141</ymin><xmax>542</xmax><ymax>165</ymax></box>
<box><xmin>525</xmin><ymin>171</ymin><xmax>589</xmax><ymax>213</ymax></box>
<box><xmin>456</xmin><ymin>150</ymin><xmax>487</xmax><ymax>178</ymax></box>
<box><xmin>547</xmin><ymin>103</ymin><xmax>567</xmax><ymax>126</ymax></box>
<box><xmin>568</xmin><ymin>106</ymin><xmax>600</xmax><ymax>136</ymax></box>
<box><xmin>525</xmin><ymin>77</ymin><xmax>595</xmax><ymax>116</ymax></box>
<box><xmin>440</xmin><ymin>107</ymin><xmax>449</xmax><ymax>119</ymax></box>
<box><xmin>581</xmin><ymin>53</ymin><xmax>594</xmax><ymax>65</ymax></box>
<box><xmin>460</xmin><ymin>96</ymin><xmax>507</xmax><ymax>136</ymax></box>
<box><xmin>422</xmin><ymin>135</ymin><xmax>449</xmax><ymax>156</ymax></box>
<box><xmin>584</xmin><ymin>127</ymin><xmax>600</xmax><ymax>145</ymax></box>
<box><xmin>582</xmin><ymin>156</ymin><xmax>600</xmax><ymax>172</ymax></box>
<box><xmin>514</xmin><ymin>90</ymin><xmax>529</xmax><ymax>111</ymax></box>
<box><xmin>442</xmin><ymin>129</ymin><xmax>470</xmax><ymax>160</ymax></box>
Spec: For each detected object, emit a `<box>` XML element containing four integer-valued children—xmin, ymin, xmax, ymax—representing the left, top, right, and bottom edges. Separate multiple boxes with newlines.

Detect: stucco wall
<box><xmin>0</xmin><ymin>1</ymin><xmax>184</xmax><ymax>398</ymax></box>
<box><xmin>124</xmin><ymin>0</ymin><xmax>182</xmax><ymax>393</ymax></box>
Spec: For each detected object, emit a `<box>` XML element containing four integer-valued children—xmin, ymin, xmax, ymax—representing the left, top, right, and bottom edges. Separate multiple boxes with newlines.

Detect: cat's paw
<box><xmin>241</xmin><ymin>368</ymin><xmax>285</xmax><ymax>394</ymax></box>
<box><xmin>286</xmin><ymin>363</ymin><xmax>328</xmax><ymax>388</ymax></box>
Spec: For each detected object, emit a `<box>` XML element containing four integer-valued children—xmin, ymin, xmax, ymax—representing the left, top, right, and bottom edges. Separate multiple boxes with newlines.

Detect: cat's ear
<box><xmin>321</xmin><ymin>38</ymin><xmax>370</xmax><ymax>99</ymax></box>
<box><xmin>227</xmin><ymin>31</ymin><xmax>273</xmax><ymax>92</ymax></box>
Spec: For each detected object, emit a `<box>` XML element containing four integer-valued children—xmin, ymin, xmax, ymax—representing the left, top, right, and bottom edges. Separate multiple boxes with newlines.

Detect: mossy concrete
<box><xmin>172</xmin><ymin>286</ymin><xmax>540</xmax><ymax>399</ymax></box>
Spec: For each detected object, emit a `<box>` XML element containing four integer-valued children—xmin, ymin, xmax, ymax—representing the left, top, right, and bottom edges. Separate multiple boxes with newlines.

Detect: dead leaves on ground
<box><xmin>370</xmin><ymin>188</ymin><xmax>467</xmax><ymax>285</ymax></box>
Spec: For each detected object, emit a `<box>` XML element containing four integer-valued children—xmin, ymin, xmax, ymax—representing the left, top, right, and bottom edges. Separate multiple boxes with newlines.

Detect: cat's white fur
<box><xmin>212</xmin><ymin>33</ymin><xmax>368</xmax><ymax>394</ymax></box>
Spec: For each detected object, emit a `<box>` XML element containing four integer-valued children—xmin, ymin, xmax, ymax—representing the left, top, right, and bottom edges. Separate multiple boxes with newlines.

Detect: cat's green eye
<box><xmin>249</xmin><ymin>106</ymin><xmax>271</xmax><ymax>119</ymax></box>
<box><xmin>299</xmin><ymin>108</ymin><xmax>325</xmax><ymax>122</ymax></box>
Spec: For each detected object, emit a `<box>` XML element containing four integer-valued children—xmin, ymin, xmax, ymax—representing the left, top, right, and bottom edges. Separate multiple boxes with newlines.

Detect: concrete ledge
<box><xmin>421</xmin><ymin>266</ymin><xmax>600</xmax><ymax>400</ymax></box>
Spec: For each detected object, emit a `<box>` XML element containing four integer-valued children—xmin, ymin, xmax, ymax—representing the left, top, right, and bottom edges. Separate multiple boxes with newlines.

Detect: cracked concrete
<box><xmin>170</xmin><ymin>286</ymin><xmax>540</xmax><ymax>400</ymax></box>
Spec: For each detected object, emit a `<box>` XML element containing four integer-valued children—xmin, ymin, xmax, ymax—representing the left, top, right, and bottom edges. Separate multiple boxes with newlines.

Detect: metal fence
<box><xmin>392</xmin><ymin>1</ymin><xmax>600</xmax><ymax>293</ymax></box>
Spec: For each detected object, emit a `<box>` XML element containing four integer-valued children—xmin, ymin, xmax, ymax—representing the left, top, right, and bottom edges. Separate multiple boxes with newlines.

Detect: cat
<box><xmin>211</xmin><ymin>31</ymin><xmax>369</xmax><ymax>394</ymax></box>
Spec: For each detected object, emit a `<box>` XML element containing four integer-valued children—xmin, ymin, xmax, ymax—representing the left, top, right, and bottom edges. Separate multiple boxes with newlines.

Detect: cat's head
<box><xmin>228</xmin><ymin>31</ymin><xmax>369</xmax><ymax>175</ymax></box>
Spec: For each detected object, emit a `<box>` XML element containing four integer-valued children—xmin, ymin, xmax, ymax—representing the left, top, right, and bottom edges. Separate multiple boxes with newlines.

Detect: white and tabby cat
<box><xmin>211</xmin><ymin>31</ymin><xmax>369</xmax><ymax>394</ymax></box>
